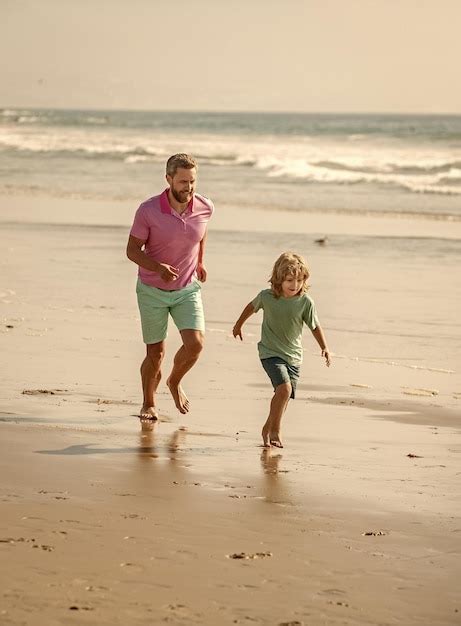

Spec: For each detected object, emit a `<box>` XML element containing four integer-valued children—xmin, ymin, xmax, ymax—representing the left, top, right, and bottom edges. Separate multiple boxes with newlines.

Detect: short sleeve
<box><xmin>303</xmin><ymin>297</ymin><xmax>319</xmax><ymax>330</ymax></box>
<box><xmin>130</xmin><ymin>204</ymin><xmax>150</xmax><ymax>241</ymax></box>
<box><xmin>251</xmin><ymin>291</ymin><xmax>263</xmax><ymax>312</ymax></box>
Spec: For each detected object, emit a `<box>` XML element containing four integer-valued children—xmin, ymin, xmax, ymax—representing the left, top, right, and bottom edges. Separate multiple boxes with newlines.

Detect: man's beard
<box><xmin>171</xmin><ymin>187</ymin><xmax>192</xmax><ymax>204</ymax></box>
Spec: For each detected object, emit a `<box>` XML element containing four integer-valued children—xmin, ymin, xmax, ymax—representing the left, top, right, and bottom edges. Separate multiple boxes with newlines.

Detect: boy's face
<box><xmin>281</xmin><ymin>272</ymin><xmax>305</xmax><ymax>298</ymax></box>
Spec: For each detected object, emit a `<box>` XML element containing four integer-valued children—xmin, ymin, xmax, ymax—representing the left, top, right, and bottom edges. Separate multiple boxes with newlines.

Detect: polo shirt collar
<box><xmin>160</xmin><ymin>189</ymin><xmax>194</xmax><ymax>215</ymax></box>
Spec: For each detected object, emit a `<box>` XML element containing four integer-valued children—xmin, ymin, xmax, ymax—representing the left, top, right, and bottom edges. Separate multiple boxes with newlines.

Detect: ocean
<box><xmin>1</xmin><ymin>108</ymin><xmax>461</xmax><ymax>221</ymax></box>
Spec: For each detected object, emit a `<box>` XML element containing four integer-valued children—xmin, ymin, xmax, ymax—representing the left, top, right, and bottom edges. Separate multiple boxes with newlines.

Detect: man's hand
<box><xmin>322</xmin><ymin>348</ymin><xmax>331</xmax><ymax>367</ymax></box>
<box><xmin>158</xmin><ymin>263</ymin><xmax>179</xmax><ymax>282</ymax></box>
<box><xmin>196</xmin><ymin>262</ymin><xmax>207</xmax><ymax>282</ymax></box>
<box><xmin>233</xmin><ymin>325</ymin><xmax>243</xmax><ymax>341</ymax></box>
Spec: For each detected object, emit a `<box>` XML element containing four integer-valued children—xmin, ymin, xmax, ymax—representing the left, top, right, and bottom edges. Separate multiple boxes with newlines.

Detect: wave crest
<box><xmin>1</xmin><ymin>125</ymin><xmax>461</xmax><ymax>196</ymax></box>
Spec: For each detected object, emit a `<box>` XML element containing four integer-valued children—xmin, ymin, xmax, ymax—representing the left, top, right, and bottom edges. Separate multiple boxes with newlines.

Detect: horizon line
<box><xmin>1</xmin><ymin>105</ymin><xmax>461</xmax><ymax>117</ymax></box>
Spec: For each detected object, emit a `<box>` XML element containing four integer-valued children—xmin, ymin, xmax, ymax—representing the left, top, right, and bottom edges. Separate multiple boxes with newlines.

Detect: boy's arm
<box><xmin>311</xmin><ymin>325</ymin><xmax>331</xmax><ymax>367</ymax></box>
<box><xmin>233</xmin><ymin>303</ymin><xmax>256</xmax><ymax>341</ymax></box>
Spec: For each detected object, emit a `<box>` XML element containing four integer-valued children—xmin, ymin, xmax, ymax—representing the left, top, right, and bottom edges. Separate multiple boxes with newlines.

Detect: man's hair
<box><xmin>270</xmin><ymin>252</ymin><xmax>310</xmax><ymax>298</ymax></box>
<box><xmin>166</xmin><ymin>153</ymin><xmax>197</xmax><ymax>178</ymax></box>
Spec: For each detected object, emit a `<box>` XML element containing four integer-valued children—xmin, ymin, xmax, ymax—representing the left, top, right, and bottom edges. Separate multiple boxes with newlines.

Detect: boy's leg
<box><xmin>262</xmin><ymin>382</ymin><xmax>292</xmax><ymax>448</ymax></box>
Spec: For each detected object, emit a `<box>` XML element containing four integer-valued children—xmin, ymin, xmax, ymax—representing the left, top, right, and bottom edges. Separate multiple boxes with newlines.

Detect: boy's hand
<box><xmin>322</xmin><ymin>348</ymin><xmax>331</xmax><ymax>367</ymax></box>
<box><xmin>233</xmin><ymin>325</ymin><xmax>243</xmax><ymax>341</ymax></box>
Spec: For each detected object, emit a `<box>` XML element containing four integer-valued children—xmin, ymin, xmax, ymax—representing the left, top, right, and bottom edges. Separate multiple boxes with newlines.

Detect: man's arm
<box><xmin>196</xmin><ymin>228</ymin><xmax>208</xmax><ymax>282</ymax></box>
<box><xmin>232</xmin><ymin>303</ymin><xmax>256</xmax><ymax>341</ymax></box>
<box><xmin>126</xmin><ymin>235</ymin><xmax>179</xmax><ymax>282</ymax></box>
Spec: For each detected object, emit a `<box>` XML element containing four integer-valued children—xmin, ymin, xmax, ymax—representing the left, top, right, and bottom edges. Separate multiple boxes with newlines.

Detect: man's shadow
<box><xmin>36</xmin><ymin>421</ymin><xmax>188</xmax><ymax>469</ymax></box>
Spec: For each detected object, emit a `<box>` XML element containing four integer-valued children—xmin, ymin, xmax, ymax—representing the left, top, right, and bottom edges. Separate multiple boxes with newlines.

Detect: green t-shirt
<box><xmin>252</xmin><ymin>288</ymin><xmax>319</xmax><ymax>365</ymax></box>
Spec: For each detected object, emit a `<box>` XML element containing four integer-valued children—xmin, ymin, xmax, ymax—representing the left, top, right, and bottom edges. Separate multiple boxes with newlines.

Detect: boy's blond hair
<box><xmin>270</xmin><ymin>252</ymin><xmax>310</xmax><ymax>298</ymax></box>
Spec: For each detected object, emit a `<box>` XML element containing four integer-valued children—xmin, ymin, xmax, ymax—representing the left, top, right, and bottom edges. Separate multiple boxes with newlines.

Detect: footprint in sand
<box><xmin>32</xmin><ymin>544</ymin><xmax>54</xmax><ymax>551</ymax></box>
<box><xmin>22</xmin><ymin>388</ymin><xmax>68</xmax><ymax>396</ymax></box>
<box><xmin>319</xmin><ymin>588</ymin><xmax>346</xmax><ymax>596</ymax></box>
<box><xmin>227</xmin><ymin>551</ymin><xmax>272</xmax><ymax>560</ymax></box>
<box><xmin>95</xmin><ymin>398</ymin><xmax>136</xmax><ymax>405</ymax></box>
<box><xmin>119</xmin><ymin>562</ymin><xmax>143</xmax><ymax>573</ymax></box>
<box><xmin>402</xmin><ymin>387</ymin><xmax>438</xmax><ymax>397</ymax></box>
<box><xmin>85</xmin><ymin>585</ymin><xmax>109</xmax><ymax>592</ymax></box>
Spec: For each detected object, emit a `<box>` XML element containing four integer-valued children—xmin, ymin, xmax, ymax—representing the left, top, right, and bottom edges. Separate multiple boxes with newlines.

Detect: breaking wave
<box><xmin>1</xmin><ymin>109</ymin><xmax>461</xmax><ymax>197</ymax></box>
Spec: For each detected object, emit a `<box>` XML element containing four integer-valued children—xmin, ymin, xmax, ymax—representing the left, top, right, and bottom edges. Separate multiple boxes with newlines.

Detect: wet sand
<box><xmin>1</xmin><ymin>194</ymin><xmax>460</xmax><ymax>624</ymax></box>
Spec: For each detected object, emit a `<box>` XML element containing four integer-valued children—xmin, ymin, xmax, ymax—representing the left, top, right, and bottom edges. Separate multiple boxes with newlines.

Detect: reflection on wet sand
<box><xmin>260</xmin><ymin>448</ymin><xmax>282</xmax><ymax>477</ymax></box>
<box><xmin>167</xmin><ymin>426</ymin><xmax>187</xmax><ymax>459</ymax></box>
<box><xmin>137</xmin><ymin>419</ymin><xmax>159</xmax><ymax>462</ymax></box>
<box><xmin>138</xmin><ymin>420</ymin><xmax>186</xmax><ymax>468</ymax></box>
<box><xmin>260</xmin><ymin>448</ymin><xmax>292</xmax><ymax>507</ymax></box>
<box><xmin>260</xmin><ymin>448</ymin><xmax>293</xmax><ymax>506</ymax></box>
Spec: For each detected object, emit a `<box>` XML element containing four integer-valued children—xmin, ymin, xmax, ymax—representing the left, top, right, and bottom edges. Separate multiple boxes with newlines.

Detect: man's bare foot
<box><xmin>139</xmin><ymin>406</ymin><xmax>159</xmax><ymax>421</ymax></box>
<box><xmin>262</xmin><ymin>421</ymin><xmax>271</xmax><ymax>447</ymax></box>
<box><xmin>269</xmin><ymin>432</ymin><xmax>283</xmax><ymax>448</ymax></box>
<box><xmin>166</xmin><ymin>379</ymin><xmax>190</xmax><ymax>414</ymax></box>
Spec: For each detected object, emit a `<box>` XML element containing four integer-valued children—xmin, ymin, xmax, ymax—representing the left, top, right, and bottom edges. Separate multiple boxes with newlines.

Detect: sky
<box><xmin>1</xmin><ymin>0</ymin><xmax>460</xmax><ymax>113</ymax></box>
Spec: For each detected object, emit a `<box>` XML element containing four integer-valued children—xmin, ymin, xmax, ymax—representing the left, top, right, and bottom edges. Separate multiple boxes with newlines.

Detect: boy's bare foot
<box><xmin>139</xmin><ymin>406</ymin><xmax>159</xmax><ymax>421</ymax></box>
<box><xmin>269</xmin><ymin>432</ymin><xmax>283</xmax><ymax>448</ymax></box>
<box><xmin>166</xmin><ymin>379</ymin><xmax>190</xmax><ymax>414</ymax></box>
<box><xmin>262</xmin><ymin>421</ymin><xmax>271</xmax><ymax>447</ymax></box>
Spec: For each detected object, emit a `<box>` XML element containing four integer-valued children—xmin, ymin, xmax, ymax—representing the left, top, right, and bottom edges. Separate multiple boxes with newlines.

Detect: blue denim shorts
<box><xmin>261</xmin><ymin>357</ymin><xmax>300</xmax><ymax>399</ymax></box>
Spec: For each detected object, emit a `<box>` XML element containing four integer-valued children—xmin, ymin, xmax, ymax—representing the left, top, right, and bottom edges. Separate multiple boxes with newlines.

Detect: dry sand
<box><xmin>1</xmin><ymin>194</ymin><xmax>460</xmax><ymax>625</ymax></box>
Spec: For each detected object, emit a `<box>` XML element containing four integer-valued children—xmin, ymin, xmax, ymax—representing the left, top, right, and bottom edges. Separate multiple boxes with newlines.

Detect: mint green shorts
<box><xmin>136</xmin><ymin>279</ymin><xmax>205</xmax><ymax>344</ymax></box>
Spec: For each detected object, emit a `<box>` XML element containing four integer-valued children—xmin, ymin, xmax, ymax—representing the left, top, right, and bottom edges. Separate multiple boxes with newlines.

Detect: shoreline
<box><xmin>1</xmin><ymin>193</ymin><xmax>461</xmax><ymax>240</ymax></box>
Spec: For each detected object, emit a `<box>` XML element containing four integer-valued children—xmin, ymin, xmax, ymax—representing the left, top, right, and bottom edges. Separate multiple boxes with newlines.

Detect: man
<box><xmin>126</xmin><ymin>154</ymin><xmax>214</xmax><ymax>419</ymax></box>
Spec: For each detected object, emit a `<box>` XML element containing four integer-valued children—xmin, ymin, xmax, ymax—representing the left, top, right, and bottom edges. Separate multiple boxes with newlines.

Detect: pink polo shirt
<box><xmin>130</xmin><ymin>189</ymin><xmax>214</xmax><ymax>290</ymax></box>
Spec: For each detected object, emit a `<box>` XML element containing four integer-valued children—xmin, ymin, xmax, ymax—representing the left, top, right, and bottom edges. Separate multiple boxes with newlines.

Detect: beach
<box><xmin>1</xmin><ymin>186</ymin><xmax>460</xmax><ymax>624</ymax></box>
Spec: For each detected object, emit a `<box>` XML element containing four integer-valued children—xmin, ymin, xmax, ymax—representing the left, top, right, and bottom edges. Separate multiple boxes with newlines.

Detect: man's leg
<box><xmin>166</xmin><ymin>329</ymin><xmax>204</xmax><ymax>414</ymax></box>
<box><xmin>136</xmin><ymin>280</ymin><xmax>169</xmax><ymax>420</ymax></box>
<box><xmin>140</xmin><ymin>341</ymin><xmax>165</xmax><ymax>419</ymax></box>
